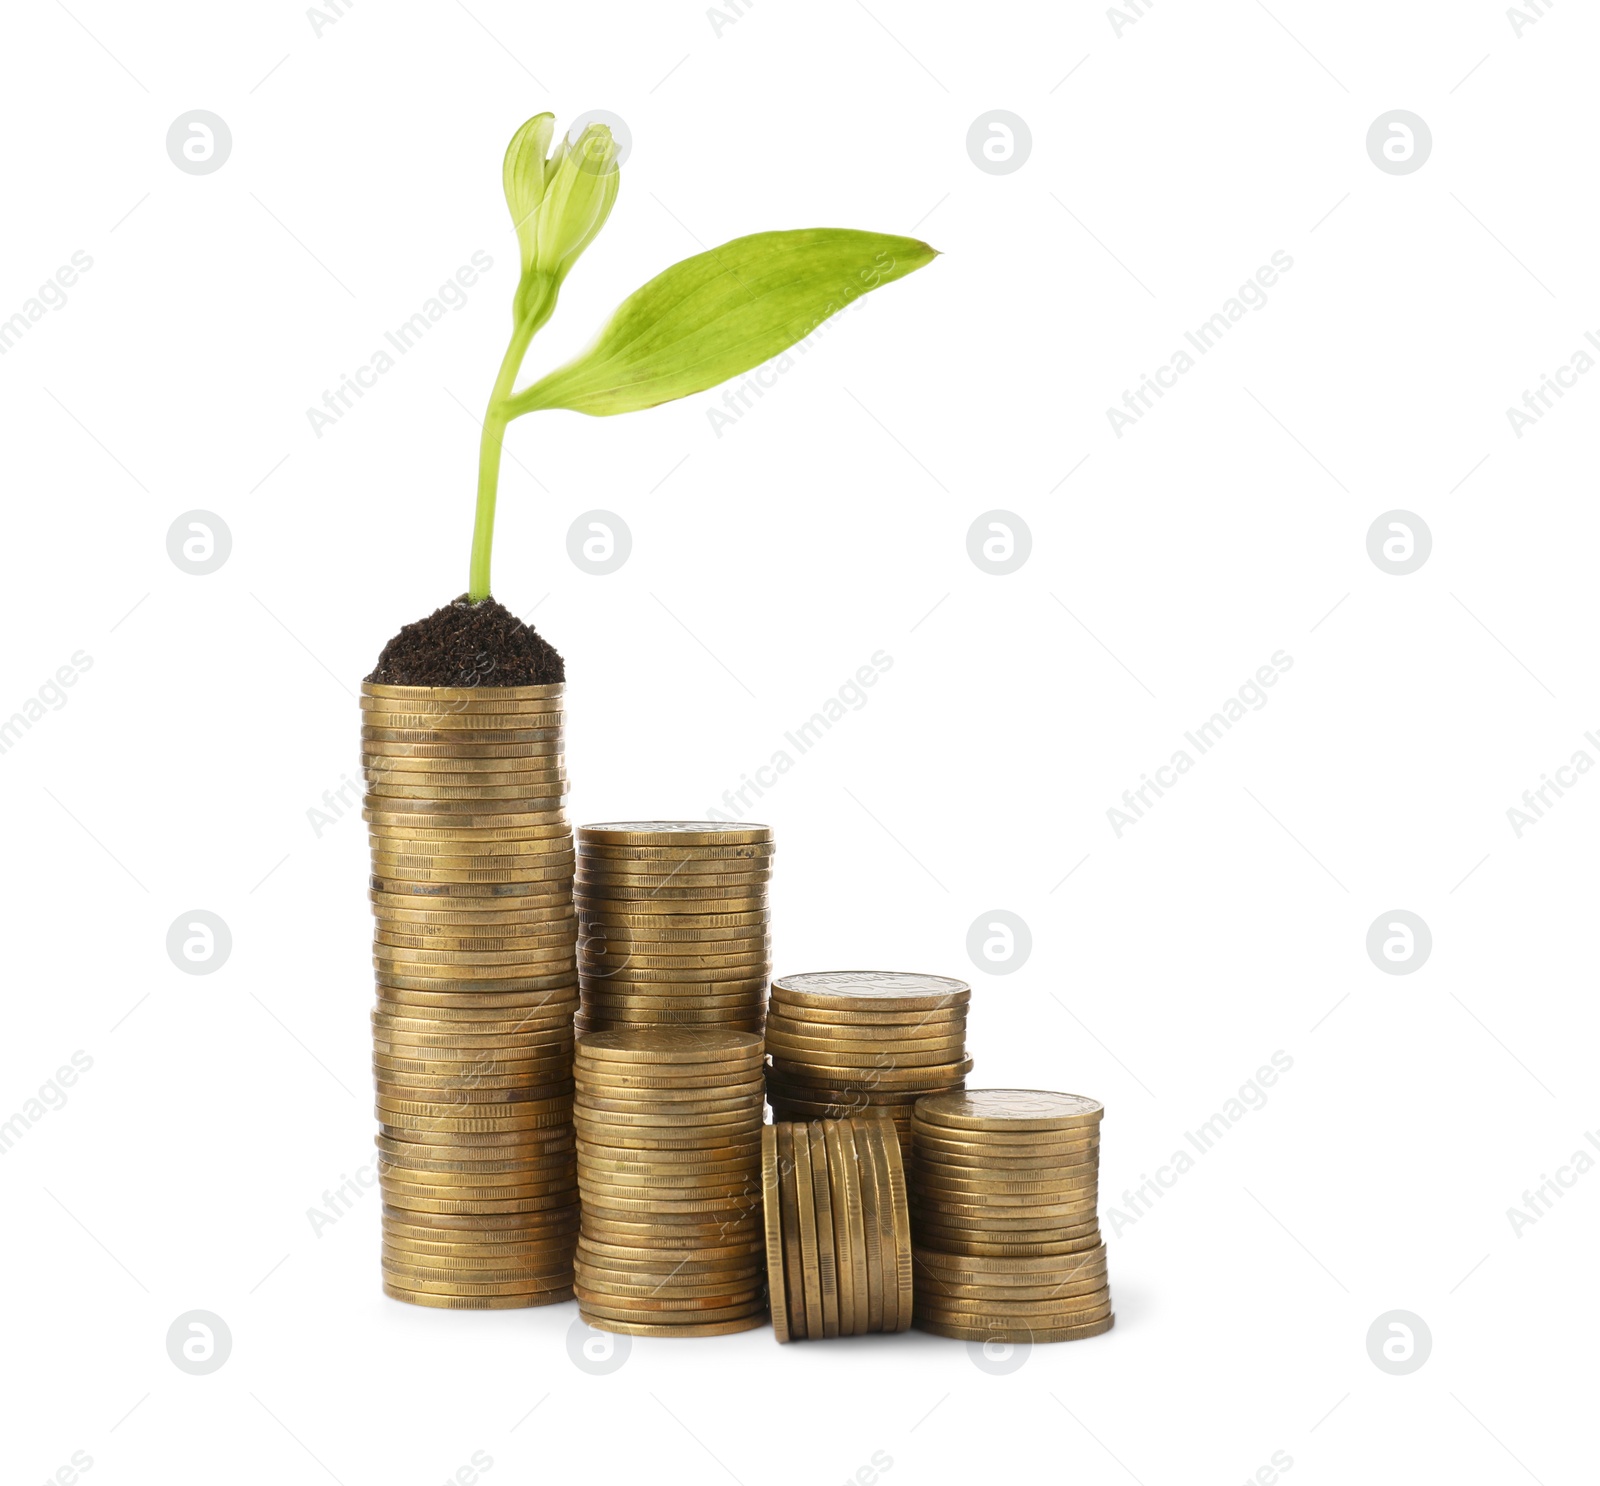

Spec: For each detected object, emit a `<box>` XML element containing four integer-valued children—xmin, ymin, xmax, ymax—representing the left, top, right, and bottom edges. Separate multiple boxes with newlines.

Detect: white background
<box><xmin>2</xmin><ymin>0</ymin><xmax>1596</xmax><ymax>1481</ymax></box>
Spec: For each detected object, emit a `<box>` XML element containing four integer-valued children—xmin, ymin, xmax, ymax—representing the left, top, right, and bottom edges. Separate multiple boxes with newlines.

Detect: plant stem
<box><xmin>468</xmin><ymin>276</ymin><xmax>556</xmax><ymax>602</ymax></box>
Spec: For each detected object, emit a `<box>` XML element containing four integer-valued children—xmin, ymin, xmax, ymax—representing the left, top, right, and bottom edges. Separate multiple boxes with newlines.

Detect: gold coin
<box><xmin>377</xmin><ymin>933</ymin><xmax>576</xmax><ymax>957</ymax></box>
<box><xmin>859</xmin><ymin>1119</ymin><xmax>901</xmax><ymax>1333</ymax></box>
<box><xmin>771</xmin><ymin>971</ymin><xmax>969</xmax><ymax>1012</ymax></box>
<box><xmin>576</xmin><ymin>1029</ymin><xmax>763</xmax><ymax>1062</ymax></box>
<box><xmin>767</xmin><ymin>1004</ymin><xmax>966</xmax><ymax>1027</ymax></box>
<box><xmin>382</xmin><ymin>1260</ymin><xmax>572</xmax><ymax>1288</ymax></box>
<box><xmin>824</xmin><ymin>1120</ymin><xmax>866</xmax><ymax>1337</ymax></box>
<box><xmin>574</xmin><ymin>1313</ymin><xmax>766</xmax><ymax>1337</ymax></box>
<box><xmin>578</xmin><ymin>822</ymin><xmax>772</xmax><ymax>847</ymax></box>
<box><xmin>572</xmin><ymin>1063</ymin><xmax>760</xmax><ymax>1089</ymax></box>
<box><xmin>379</xmin><ymin>1268</ymin><xmax>575</xmax><ymax>1296</ymax></box>
<box><xmin>760</xmin><ymin>1126</ymin><xmax>790</xmax><ymax>1343</ymax></box>
<box><xmin>915</xmin><ymin>1089</ymin><xmax>1104</xmax><ymax>1133</ymax></box>
<box><xmin>582</xmin><ymin>842</ymin><xmax>775</xmax><ymax>863</ymax></box>
<box><xmin>382</xmin><ymin>1246</ymin><xmax>573</xmax><ymax>1275</ymax></box>
<box><xmin>912</xmin><ymin>1312</ymin><xmax>1115</xmax><ymax>1344</ymax></box>
<box><xmin>914</xmin><ymin>1145</ymin><xmax>1099</xmax><ymax>1173</ymax></box>
<box><xmin>764</xmin><ymin>1017</ymin><xmax>964</xmax><ymax>1042</ymax></box>
<box><xmin>376</xmin><ymin>973</ymin><xmax>578</xmax><ymax>995</ymax></box>
<box><xmin>804</xmin><ymin>1122</ymin><xmax>840</xmax><ymax>1338</ymax></box>
<box><xmin>769</xmin><ymin>1059</ymin><xmax>975</xmax><ymax>1090</ymax></box>
<box><xmin>789</xmin><ymin>1119</ymin><xmax>825</xmax><ymax>1339</ymax></box>
<box><xmin>574</xmin><ymin>1274</ymin><xmax>762</xmax><ymax>1303</ymax></box>
<box><xmin>873</xmin><ymin>1118</ymin><xmax>913</xmax><ymax>1330</ymax></box>
<box><xmin>361</xmin><ymin>726</ymin><xmax>563</xmax><ymax>746</ymax></box>
<box><xmin>573</xmin><ymin>1078</ymin><xmax>764</xmax><ymax>1104</ymax></box>
<box><xmin>368</xmin><ymin>783</ymin><xmax>568</xmax><ymax>804</ymax></box>
<box><xmin>765</xmin><ymin>1042</ymin><xmax>968</xmax><ymax>1070</ymax></box>
<box><xmin>374</xmin><ymin>1080</ymin><xmax>572</xmax><ymax>1106</ymax></box>
<box><xmin>578</xmin><ymin>910</ymin><xmax>768</xmax><ymax>931</ymax></box>
<box><xmin>569</xmin><ymin>1128</ymin><xmax>762</xmax><ymax>1154</ymax></box>
<box><xmin>376</xmin><ymin>908</ymin><xmax>578</xmax><ymax>931</ymax></box>
<box><xmin>381</xmin><ymin>1193</ymin><xmax>578</xmax><ymax>1217</ymax></box>
<box><xmin>579</xmin><ymin>949</ymin><xmax>769</xmax><ymax>972</ymax></box>
<box><xmin>913</xmin><ymin>1224</ymin><xmax>1102</xmax><ymax>1253</ymax></box>
<box><xmin>383</xmin><ymin>1201</ymin><xmax>578</xmax><ymax>1229</ymax></box>
<box><xmin>378</xmin><ymin>1151</ymin><xmax>573</xmax><ymax>1179</ymax></box>
<box><xmin>578</xmin><ymin>968</ymin><xmax>766</xmax><ymax>990</ymax></box>
<box><xmin>576</xmin><ymin>870</ymin><xmax>772</xmax><ymax>892</ymax></box>
<box><xmin>916</xmin><ymin>1295</ymin><xmax>1114</xmax><ymax>1328</ymax></box>
<box><xmin>361</xmin><ymin>703</ymin><xmax>561</xmax><ymax>725</ymax></box>
<box><xmin>363</xmin><ymin>738</ymin><xmax>564</xmax><ymax>759</ymax></box>
<box><xmin>372</xmin><ymin>998</ymin><xmax>573</xmax><ymax>1024</ymax></box>
<box><xmin>576</xmin><ymin>886</ymin><xmax>768</xmax><ymax>906</ymax></box>
<box><xmin>770</xmin><ymin>1123</ymin><xmax>805</xmax><ymax>1340</ymax></box>
<box><xmin>384</xmin><ymin>1283</ymin><xmax>574</xmax><ymax>1310</ymax></box>
<box><xmin>574</xmin><ymin>898</ymin><xmax>768</xmax><ymax>917</ymax></box>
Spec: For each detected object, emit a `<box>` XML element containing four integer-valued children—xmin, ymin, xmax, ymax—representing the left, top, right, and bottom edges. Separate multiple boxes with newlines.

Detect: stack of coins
<box><xmin>361</xmin><ymin>680</ymin><xmax>579</xmax><ymax>1307</ymax></box>
<box><xmin>575</xmin><ymin>822</ymin><xmax>773</xmax><ymax>1035</ymax></box>
<box><xmin>764</xmin><ymin>972</ymin><xmax>972</xmax><ymax>1161</ymax></box>
<box><xmin>573</xmin><ymin>1029</ymin><xmax>767</xmax><ymax>1336</ymax></box>
<box><xmin>761</xmin><ymin>1118</ymin><xmax>912</xmax><ymax>1341</ymax></box>
<box><xmin>910</xmin><ymin>1089</ymin><xmax>1112</xmax><ymax>1342</ymax></box>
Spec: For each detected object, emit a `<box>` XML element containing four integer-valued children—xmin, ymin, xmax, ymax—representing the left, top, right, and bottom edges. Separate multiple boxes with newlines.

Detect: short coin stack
<box><xmin>761</xmin><ymin>1118</ymin><xmax>912</xmax><ymax>1341</ymax></box>
<box><xmin>764</xmin><ymin>972</ymin><xmax>972</xmax><ymax>1161</ymax></box>
<box><xmin>575</xmin><ymin>822</ymin><xmax>773</xmax><ymax>1035</ymax></box>
<box><xmin>361</xmin><ymin>680</ymin><xmax>579</xmax><ymax>1307</ymax></box>
<box><xmin>910</xmin><ymin>1089</ymin><xmax>1112</xmax><ymax>1342</ymax></box>
<box><xmin>573</xmin><ymin>1029</ymin><xmax>767</xmax><ymax>1336</ymax></box>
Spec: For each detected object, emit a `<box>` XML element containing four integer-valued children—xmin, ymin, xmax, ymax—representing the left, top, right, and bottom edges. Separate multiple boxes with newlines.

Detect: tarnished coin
<box><xmin>579</xmin><ymin>822</ymin><xmax>772</xmax><ymax>847</ymax></box>
<box><xmin>915</xmin><ymin>1089</ymin><xmax>1104</xmax><ymax>1132</ymax></box>
<box><xmin>761</xmin><ymin>1125</ymin><xmax>790</xmax><ymax>1342</ymax></box>
<box><xmin>771</xmin><ymin>970</ymin><xmax>969</xmax><ymax>1012</ymax></box>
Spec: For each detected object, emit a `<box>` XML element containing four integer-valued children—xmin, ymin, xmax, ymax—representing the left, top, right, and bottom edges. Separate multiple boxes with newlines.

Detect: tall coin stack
<box><xmin>764</xmin><ymin>972</ymin><xmax>972</xmax><ymax>1161</ymax></box>
<box><xmin>361</xmin><ymin>680</ymin><xmax>579</xmax><ymax>1307</ymax></box>
<box><xmin>573</xmin><ymin>1029</ymin><xmax>767</xmax><ymax>1336</ymax></box>
<box><xmin>761</xmin><ymin>1119</ymin><xmax>912</xmax><ymax>1341</ymax></box>
<box><xmin>910</xmin><ymin>1089</ymin><xmax>1113</xmax><ymax>1342</ymax></box>
<box><xmin>575</xmin><ymin>822</ymin><xmax>773</xmax><ymax>1035</ymax></box>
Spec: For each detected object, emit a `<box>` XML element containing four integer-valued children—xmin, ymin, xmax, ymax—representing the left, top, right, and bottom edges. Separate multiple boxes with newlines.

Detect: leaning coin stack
<box><xmin>573</xmin><ymin>1029</ymin><xmax>767</xmax><ymax>1336</ymax></box>
<box><xmin>361</xmin><ymin>680</ymin><xmax>579</xmax><ymax>1307</ymax></box>
<box><xmin>761</xmin><ymin>1119</ymin><xmax>912</xmax><ymax>1341</ymax></box>
<box><xmin>575</xmin><ymin>822</ymin><xmax>773</xmax><ymax>1035</ymax></box>
<box><xmin>764</xmin><ymin>972</ymin><xmax>972</xmax><ymax>1162</ymax></box>
<box><xmin>910</xmin><ymin>1089</ymin><xmax>1112</xmax><ymax>1343</ymax></box>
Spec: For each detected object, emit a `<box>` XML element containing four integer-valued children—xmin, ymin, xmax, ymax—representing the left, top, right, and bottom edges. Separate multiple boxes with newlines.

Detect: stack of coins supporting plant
<box><xmin>363</xmin><ymin>681</ymin><xmax>579</xmax><ymax>1307</ymax></box>
<box><xmin>361</xmin><ymin>108</ymin><xmax>941</xmax><ymax>1313</ymax></box>
<box><xmin>575</xmin><ymin>823</ymin><xmax>773</xmax><ymax>1035</ymax></box>
<box><xmin>573</xmin><ymin>1029</ymin><xmax>767</xmax><ymax>1336</ymax></box>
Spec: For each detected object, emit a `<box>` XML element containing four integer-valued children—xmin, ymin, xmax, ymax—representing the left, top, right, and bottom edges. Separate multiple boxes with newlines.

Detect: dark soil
<box><xmin>366</xmin><ymin>598</ymin><xmax>565</xmax><ymax>687</ymax></box>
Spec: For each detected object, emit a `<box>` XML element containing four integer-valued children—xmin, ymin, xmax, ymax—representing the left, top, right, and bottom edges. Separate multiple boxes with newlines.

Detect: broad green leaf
<box><xmin>506</xmin><ymin>228</ymin><xmax>937</xmax><ymax>418</ymax></box>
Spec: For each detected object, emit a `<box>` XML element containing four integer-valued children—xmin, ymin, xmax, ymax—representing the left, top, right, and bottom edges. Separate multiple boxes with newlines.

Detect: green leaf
<box><xmin>505</xmin><ymin>228</ymin><xmax>937</xmax><ymax>418</ymax></box>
